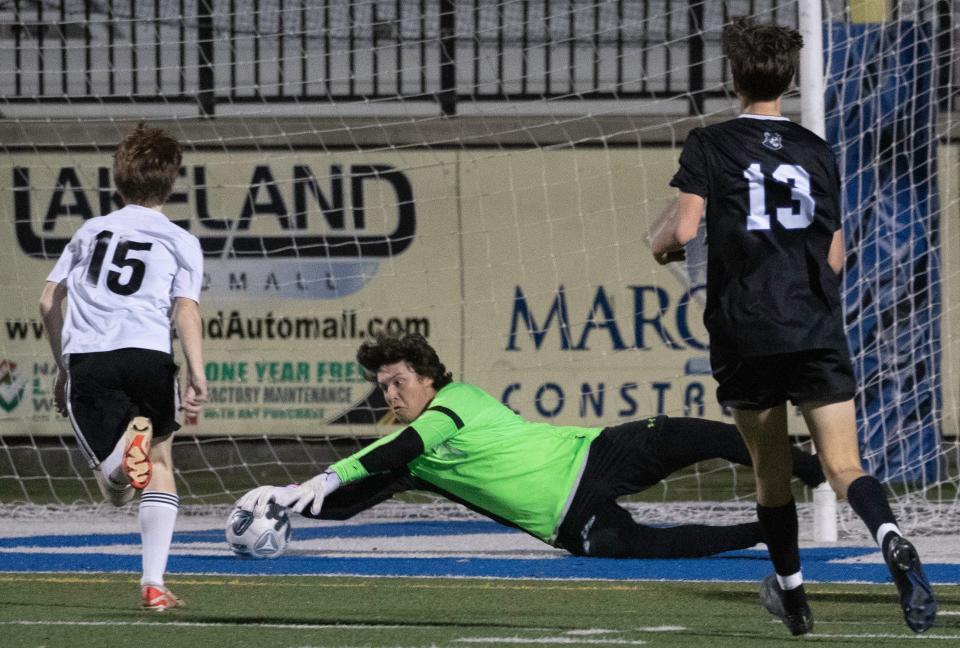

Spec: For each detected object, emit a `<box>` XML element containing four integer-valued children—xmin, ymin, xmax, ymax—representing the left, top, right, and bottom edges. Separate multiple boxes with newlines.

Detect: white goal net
<box><xmin>0</xmin><ymin>0</ymin><xmax>957</xmax><ymax>541</ymax></box>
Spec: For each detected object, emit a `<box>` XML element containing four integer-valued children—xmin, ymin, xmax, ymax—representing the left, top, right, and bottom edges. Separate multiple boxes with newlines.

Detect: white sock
<box><xmin>100</xmin><ymin>440</ymin><xmax>126</xmax><ymax>485</ymax></box>
<box><xmin>876</xmin><ymin>522</ymin><xmax>902</xmax><ymax>549</ymax></box>
<box><xmin>777</xmin><ymin>571</ymin><xmax>804</xmax><ymax>591</ymax></box>
<box><xmin>139</xmin><ymin>492</ymin><xmax>179</xmax><ymax>587</ymax></box>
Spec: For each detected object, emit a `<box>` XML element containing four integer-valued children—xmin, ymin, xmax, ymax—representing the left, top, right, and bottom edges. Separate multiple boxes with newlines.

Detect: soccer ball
<box><xmin>225</xmin><ymin>501</ymin><xmax>292</xmax><ymax>559</ymax></box>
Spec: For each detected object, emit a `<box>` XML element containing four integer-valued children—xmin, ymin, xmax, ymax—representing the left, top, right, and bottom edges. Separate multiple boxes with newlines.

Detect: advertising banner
<box><xmin>1</xmin><ymin>150</ymin><xmax>461</xmax><ymax>436</ymax></box>
<box><xmin>3</xmin><ymin>145</ymin><xmax>956</xmax><ymax>439</ymax></box>
<box><xmin>457</xmin><ymin>148</ymin><xmax>717</xmax><ymax>424</ymax></box>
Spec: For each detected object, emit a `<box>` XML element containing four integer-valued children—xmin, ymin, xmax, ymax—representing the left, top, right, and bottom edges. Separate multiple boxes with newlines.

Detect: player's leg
<box><xmin>645</xmin><ymin>416</ymin><xmax>824</xmax><ymax>488</ymax></box>
<box><xmin>713</xmin><ymin>349</ymin><xmax>812</xmax><ymax>635</ymax></box>
<box><xmin>733</xmin><ymin>406</ymin><xmax>794</xmax><ymax>503</ymax></box>
<box><xmin>116</xmin><ymin>348</ymin><xmax>184</xmax><ymax>611</ymax></box>
<box><xmin>577</xmin><ymin>501</ymin><xmax>762</xmax><ymax>558</ymax></box>
<box><xmin>96</xmin><ymin>414</ymin><xmax>153</xmax><ymax>497</ymax></box>
<box><xmin>802</xmin><ymin>399</ymin><xmax>936</xmax><ymax>633</ymax></box>
<box><xmin>63</xmin><ymin>353</ymin><xmax>136</xmax><ymax>506</ymax></box>
<box><xmin>733</xmin><ymin>404</ymin><xmax>812</xmax><ymax>636</ymax></box>
<box><xmin>93</xmin><ymin>448</ymin><xmax>135</xmax><ymax>506</ymax></box>
<box><xmin>139</xmin><ymin>432</ymin><xmax>183</xmax><ymax>611</ymax></box>
<box><xmin>555</xmin><ymin>436</ymin><xmax>761</xmax><ymax>559</ymax></box>
<box><xmin>800</xmin><ymin>399</ymin><xmax>863</xmax><ymax>495</ymax></box>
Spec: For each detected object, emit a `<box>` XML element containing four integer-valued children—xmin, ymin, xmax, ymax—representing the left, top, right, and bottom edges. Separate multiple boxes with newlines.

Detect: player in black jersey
<box><xmin>652</xmin><ymin>17</ymin><xmax>935</xmax><ymax>636</ymax></box>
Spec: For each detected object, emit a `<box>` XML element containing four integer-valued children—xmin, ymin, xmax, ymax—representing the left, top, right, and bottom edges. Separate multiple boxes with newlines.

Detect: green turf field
<box><xmin>2</xmin><ymin>573</ymin><xmax>957</xmax><ymax>647</ymax></box>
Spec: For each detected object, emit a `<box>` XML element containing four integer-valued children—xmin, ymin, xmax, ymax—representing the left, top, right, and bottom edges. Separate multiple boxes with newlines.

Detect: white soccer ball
<box><xmin>225</xmin><ymin>501</ymin><xmax>292</xmax><ymax>559</ymax></box>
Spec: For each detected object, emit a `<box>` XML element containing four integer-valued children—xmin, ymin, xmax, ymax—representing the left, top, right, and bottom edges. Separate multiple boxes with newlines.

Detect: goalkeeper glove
<box><xmin>274</xmin><ymin>470</ymin><xmax>341</xmax><ymax>516</ymax></box>
<box><xmin>236</xmin><ymin>484</ymin><xmax>297</xmax><ymax>518</ymax></box>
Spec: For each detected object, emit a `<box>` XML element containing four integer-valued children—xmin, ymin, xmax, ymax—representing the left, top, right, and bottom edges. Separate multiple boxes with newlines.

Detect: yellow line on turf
<box><xmin>0</xmin><ymin>575</ymin><xmax>131</xmax><ymax>584</ymax></box>
<box><xmin>0</xmin><ymin>620</ymin><xmax>465</xmax><ymax>630</ymax></box>
<box><xmin>8</xmin><ymin>574</ymin><xmax>945</xmax><ymax>598</ymax></box>
<box><xmin>0</xmin><ymin>573</ymin><xmax>667</xmax><ymax>592</ymax></box>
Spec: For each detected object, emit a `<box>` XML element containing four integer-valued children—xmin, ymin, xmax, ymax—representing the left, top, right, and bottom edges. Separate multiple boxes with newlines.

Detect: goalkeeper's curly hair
<box><xmin>722</xmin><ymin>16</ymin><xmax>803</xmax><ymax>102</ymax></box>
<box><xmin>357</xmin><ymin>332</ymin><xmax>453</xmax><ymax>389</ymax></box>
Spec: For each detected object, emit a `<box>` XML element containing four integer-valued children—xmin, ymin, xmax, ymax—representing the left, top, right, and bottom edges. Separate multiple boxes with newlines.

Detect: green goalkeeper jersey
<box><xmin>329</xmin><ymin>382</ymin><xmax>603</xmax><ymax>543</ymax></box>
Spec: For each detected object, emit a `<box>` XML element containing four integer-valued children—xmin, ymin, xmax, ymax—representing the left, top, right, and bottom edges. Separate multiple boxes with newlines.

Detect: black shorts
<box><xmin>66</xmin><ymin>348</ymin><xmax>181</xmax><ymax>467</ymax></box>
<box><xmin>712</xmin><ymin>347</ymin><xmax>857</xmax><ymax>410</ymax></box>
<box><xmin>555</xmin><ymin>416</ymin><xmax>668</xmax><ymax>552</ymax></box>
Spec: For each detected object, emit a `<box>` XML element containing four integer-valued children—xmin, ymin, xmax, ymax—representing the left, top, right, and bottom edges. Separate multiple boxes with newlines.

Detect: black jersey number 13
<box><xmin>743</xmin><ymin>163</ymin><xmax>815</xmax><ymax>231</ymax></box>
<box><xmin>86</xmin><ymin>230</ymin><xmax>154</xmax><ymax>296</ymax></box>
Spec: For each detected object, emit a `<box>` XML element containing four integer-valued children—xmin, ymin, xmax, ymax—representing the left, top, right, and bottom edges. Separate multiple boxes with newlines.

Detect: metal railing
<box><xmin>0</xmin><ymin>1</ymin><xmax>953</xmax><ymax>117</ymax></box>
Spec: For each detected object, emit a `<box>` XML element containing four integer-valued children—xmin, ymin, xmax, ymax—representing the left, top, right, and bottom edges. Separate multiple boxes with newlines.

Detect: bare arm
<box><xmin>827</xmin><ymin>229</ymin><xmax>845</xmax><ymax>275</ymax></box>
<box><xmin>39</xmin><ymin>281</ymin><xmax>68</xmax><ymax>369</ymax></box>
<box><xmin>172</xmin><ymin>297</ymin><xmax>208</xmax><ymax>415</ymax></box>
<box><xmin>650</xmin><ymin>192</ymin><xmax>705</xmax><ymax>265</ymax></box>
<box><xmin>39</xmin><ymin>281</ymin><xmax>69</xmax><ymax>415</ymax></box>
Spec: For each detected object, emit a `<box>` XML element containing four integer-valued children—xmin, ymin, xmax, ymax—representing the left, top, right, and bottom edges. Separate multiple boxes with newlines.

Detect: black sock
<box><xmin>783</xmin><ymin>583</ymin><xmax>808</xmax><ymax>611</ymax></box>
<box><xmin>846</xmin><ymin>475</ymin><xmax>897</xmax><ymax>541</ymax></box>
<box><xmin>757</xmin><ymin>499</ymin><xmax>801</xmax><ymax>577</ymax></box>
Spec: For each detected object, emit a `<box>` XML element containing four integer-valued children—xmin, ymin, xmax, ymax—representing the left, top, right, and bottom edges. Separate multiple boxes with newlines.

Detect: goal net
<box><xmin>0</xmin><ymin>0</ymin><xmax>957</xmax><ymax>541</ymax></box>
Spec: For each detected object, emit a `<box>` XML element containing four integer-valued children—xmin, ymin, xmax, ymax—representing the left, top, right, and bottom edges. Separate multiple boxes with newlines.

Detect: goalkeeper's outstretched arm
<box><xmin>239</xmin><ymin>427</ymin><xmax>426</xmax><ymax>516</ymax></box>
<box><xmin>301</xmin><ymin>471</ymin><xmax>419</xmax><ymax>521</ymax></box>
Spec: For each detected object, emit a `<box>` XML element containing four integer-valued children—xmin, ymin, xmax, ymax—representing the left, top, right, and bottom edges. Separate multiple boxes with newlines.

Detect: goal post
<box><xmin>800</xmin><ymin>0</ymin><xmax>840</xmax><ymax>545</ymax></box>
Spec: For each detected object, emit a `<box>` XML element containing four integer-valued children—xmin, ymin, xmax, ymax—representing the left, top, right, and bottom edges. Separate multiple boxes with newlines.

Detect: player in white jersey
<box><xmin>39</xmin><ymin>123</ymin><xmax>208</xmax><ymax>611</ymax></box>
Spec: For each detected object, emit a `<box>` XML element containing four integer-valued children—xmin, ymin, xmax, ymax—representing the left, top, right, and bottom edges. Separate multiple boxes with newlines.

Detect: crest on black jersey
<box><xmin>762</xmin><ymin>131</ymin><xmax>783</xmax><ymax>150</ymax></box>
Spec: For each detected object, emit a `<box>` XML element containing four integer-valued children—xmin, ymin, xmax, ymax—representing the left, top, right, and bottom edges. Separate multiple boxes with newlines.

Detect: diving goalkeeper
<box><xmin>240</xmin><ymin>332</ymin><xmax>824</xmax><ymax>558</ymax></box>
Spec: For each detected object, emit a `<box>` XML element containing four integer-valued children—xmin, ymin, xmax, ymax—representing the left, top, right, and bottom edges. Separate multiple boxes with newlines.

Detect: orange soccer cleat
<box><xmin>141</xmin><ymin>584</ymin><xmax>185</xmax><ymax>611</ymax></box>
<box><xmin>122</xmin><ymin>416</ymin><xmax>153</xmax><ymax>489</ymax></box>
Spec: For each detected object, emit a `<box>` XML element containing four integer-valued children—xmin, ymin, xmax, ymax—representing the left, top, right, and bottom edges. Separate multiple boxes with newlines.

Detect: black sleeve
<box><xmin>358</xmin><ymin>426</ymin><xmax>425</xmax><ymax>474</ymax></box>
<box><xmin>669</xmin><ymin>129</ymin><xmax>709</xmax><ymax>197</ymax></box>
<box><xmin>827</xmin><ymin>156</ymin><xmax>844</xmax><ymax>232</ymax></box>
<box><xmin>303</xmin><ymin>470</ymin><xmax>418</xmax><ymax>520</ymax></box>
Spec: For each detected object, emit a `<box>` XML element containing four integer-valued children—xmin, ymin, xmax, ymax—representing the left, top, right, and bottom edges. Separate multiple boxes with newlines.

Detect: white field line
<box><xmin>455</xmin><ymin>639</ymin><xmax>647</xmax><ymax>645</ymax></box>
<box><xmin>563</xmin><ymin>628</ymin><xmax>685</xmax><ymax>634</ymax></box>
<box><xmin>806</xmin><ymin>634</ymin><xmax>960</xmax><ymax>641</ymax></box>
<box><xmin>632</xmin><ymin>627</ymin><xmax>686</xmax><ymax>632</ymax></box>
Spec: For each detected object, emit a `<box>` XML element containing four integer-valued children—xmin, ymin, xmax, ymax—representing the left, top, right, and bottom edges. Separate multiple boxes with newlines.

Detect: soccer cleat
<box><xmin>94</xmin><ymin>468</ymin><xmax>135</xmax><ymax>506</ymax></box>
<box><xmin>883</xmin><ymin>534</ymin><xmax>937</xmax><ymax>633</ymax></box>
<box><xmin>759</xmin><ymin>573</ymin><xmax>814</xmax><ymax>636</ymax></box>
<box><xmin>122</xmin><ymin>416</ymin><xmax>153</xmax><ymax>490</ymax></box>
<box><xmin>791</xmin><ymin>446</ymin><xmax>826</xmax><ymax>488</ymax></box>
<box><xmin>141</xmin><ymin>584</ymin><xmax>185</xmax><ymax>611</ymax></box>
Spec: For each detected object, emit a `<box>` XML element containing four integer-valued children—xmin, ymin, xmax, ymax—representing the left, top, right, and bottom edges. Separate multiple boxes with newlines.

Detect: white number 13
<box><xmin>743</xmin><ymin>163</ymin><xmax>815</xmax><ymax>230</ymax></box>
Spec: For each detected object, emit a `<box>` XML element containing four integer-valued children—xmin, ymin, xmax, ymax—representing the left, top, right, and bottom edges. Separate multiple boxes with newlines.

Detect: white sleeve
<box><xmin>46</xmin><ymin>230</ymin><xmax>85</xmax><ymax>284</ymax></box>
<box><xmin>171</xmin><ymin>234</ymin><xmax>204</xmax><ymax>302</ymax></box>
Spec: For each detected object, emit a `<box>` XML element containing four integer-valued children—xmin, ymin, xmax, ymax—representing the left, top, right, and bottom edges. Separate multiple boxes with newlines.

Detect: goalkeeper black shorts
<box><xmin>555</xmin><ymin>416</ymin><xmax>669</xmax><ymax>553</ymax></box>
